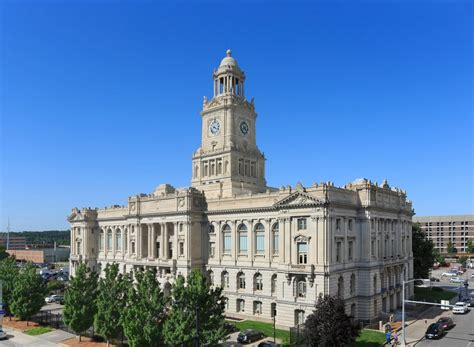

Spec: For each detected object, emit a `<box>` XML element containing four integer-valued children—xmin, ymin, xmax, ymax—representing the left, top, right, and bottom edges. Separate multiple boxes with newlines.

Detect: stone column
<box><xmin>232</xmin><ymin>221</ymin><xmax>238</xmax><ymax>258</ymax></box>
<box><xmin>137</xmin><ymin>224</ymin><xmax>142</xmax><ymax>259</ymax></box>
<box><xmin>174</xmin><ymin>222</ymin><xmax>179</xmax><ymax>258</ymax></box>
<box><xmin>162</xmin><ymin>223</ymin><xmax>168</xmax><ymax>259</ymax></box>
<box><xmin>151</xmin><ymin>224</ymin><xmax>156</xmax><ymax>258</ymax></box>
<box><xmin>147</xmin><ymin>223</ymin><xmax>153</xmax><ymax>259</ymax></box>
<box><xmin>249</xmin><ymin>220</ymin><xmax>254</xmax><ymax>261</ymax></box>
<box><xmin>265</xmin><ymin>219</ymin><xmax>271</xmax><ymax>261</ymax></box>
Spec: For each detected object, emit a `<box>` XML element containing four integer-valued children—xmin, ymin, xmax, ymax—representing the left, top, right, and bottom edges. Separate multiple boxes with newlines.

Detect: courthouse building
<box><xmin>69</xmin><ymin>50</ymin><xmax>414</xmax><ymax>327</ymax></box>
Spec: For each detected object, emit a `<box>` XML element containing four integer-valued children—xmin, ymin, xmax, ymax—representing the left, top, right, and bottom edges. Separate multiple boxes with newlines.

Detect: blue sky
<box><xmin>1</xmin><ymin>0</ymin><xmax>472</xmax><ymax>231</ymax></box>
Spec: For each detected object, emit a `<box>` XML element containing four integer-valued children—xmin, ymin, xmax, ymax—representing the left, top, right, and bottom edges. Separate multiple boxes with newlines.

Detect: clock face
<box><xmin>209</xmin><ymin>119</ymin><xmax>220</xmax><ymax>135</ymax></box>
<box><xmin>240</xmin><ymin>120</ymin><xmax>249</xmax><ymax>135</ymax></box>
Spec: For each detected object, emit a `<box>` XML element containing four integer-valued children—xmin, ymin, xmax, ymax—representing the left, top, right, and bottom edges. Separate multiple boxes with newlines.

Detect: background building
<box><xmin>0</xmin><ymin>234</ymin><xmax>26</xmax><ymax>250</ymax></box>
<box><xmin>7</xmin><ymin>247</ymin><xmax>70</xmax><ymax>263</ymax></box>
<box><xmin>414</xmin><ymin>215</ymin><xmax>473</xmax><ymax>254</ymax></box>
<box><xmin>69</xmin><ymin>51</ymin><xmax>414</xmax><ymax>327</ymax></box>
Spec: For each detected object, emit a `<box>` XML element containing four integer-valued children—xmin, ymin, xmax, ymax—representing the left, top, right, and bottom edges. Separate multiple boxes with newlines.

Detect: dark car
<box><xmin>237</xmin><ymin>330</ymin><xmax>265</xmax><ymax>344</ymax></box>
<box><xmin>437</xmin><ymin>317</ymin><xmax>454</xmax><ymax>330</ymax></box>
<box><xmin>52</xmin><ymin>295</ymin><xmax>65</xmax><ymax>305</ymax></box>
<box><xmin>414</xmin><ymin>279</ymin><xmax>424</xmax><ymax>286</ymax></box>
<box><xmin>258</xmin><ymin>342</ymin><xmax>276</xmax><ymax>347</ymax></box>
<box><xmin>425</xmin><ymin>323</ymin><xmax>445</xmax><ymax>340</ymax></box>
<box><xmin>430</xmin><ymin>277</ymin><xmax>440</xmax><ymax>282</ymax></box>
<box><xmin>224</xmin><ymin>322</ymin><xmax>238</xmax><ymax>334</ymax></box>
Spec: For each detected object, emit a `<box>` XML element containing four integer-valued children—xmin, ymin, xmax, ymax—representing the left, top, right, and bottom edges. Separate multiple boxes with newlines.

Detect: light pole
<box><xmin>401</xmin><ymin>278</ymin><xmax>424</xmax><ymax>347</ymax></box>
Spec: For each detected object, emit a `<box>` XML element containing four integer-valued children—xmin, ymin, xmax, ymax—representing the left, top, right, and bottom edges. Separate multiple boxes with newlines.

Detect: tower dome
<box><xmin>218</xmin><ymin>49</ymin><xmax>241</xmax><ymax>71</ymax></box>
<box><xmin>213</xmin><ymin>49</ymin><xmax>245</xmax><ymax>97</ymax></box>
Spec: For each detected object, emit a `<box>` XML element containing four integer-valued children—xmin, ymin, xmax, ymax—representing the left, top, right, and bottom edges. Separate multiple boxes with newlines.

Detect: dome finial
<box><xmin>226</xmin><ymin>49</ymin><xmax>232</xmax><ymax>57</ymax></box>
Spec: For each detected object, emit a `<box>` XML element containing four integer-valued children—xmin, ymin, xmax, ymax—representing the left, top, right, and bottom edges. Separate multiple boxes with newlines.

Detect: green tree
<box><xmin>466</xmin><ymin>239</ymin><xmax>473</xmax><ymax>254</ymax></box>
<box><xmin>412</xmin><ymin>223</ymin><xmax>435</xmax><ymax>279</ymax></box>
<box><xmin>94</xmin><ymin>263</ymin><xmax>131</xmax><ymax>347</ymax></box>
<box><xmin>0</xmin><ymin>245</ymin><xmax>9</xmax><ymax>260</ymax></box>
<box><xmin>458</xmin><ymin>256</ymin><xmax>468</xmax><ymax>267</ymax></box>
<box><xmin>121</xmin><ymin>268</ymin><xmax>166</xmax><ymax>347</ymax></box>
<box><xmin>433</xmin><ymin>249</ymin><xmax>446</xmax><ymax>266</ymax></box>
<box><xmin>447</xmin><ymin>240</ymin><xmax>456</xmax><ymax>254</ymax></box>
<box><xmin>303</xmin><ymin>294</ymin><xmax>360</xmax><ymax>347</ymax></box>
<box><xmin>10</xmin><ymin>262</ymin><xmax>47</xmax><ymax>324</ymax></box>
<box><xmin>163</xmin><ymin>270</ymin><xmax>227</xmax><ymax>346</ymax></box>
<box><xmin>63</xmin><ymin>262</ymin><xmax>98</xmax><ymax>341</ymax></box>
<box><xmin>0</xmin><ymin>257</ymin><xmax>19</xmax><ymax>317</ymax></box>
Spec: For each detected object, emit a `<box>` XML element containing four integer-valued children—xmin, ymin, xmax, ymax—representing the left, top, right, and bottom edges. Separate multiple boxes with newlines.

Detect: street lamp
<box><xmin>401</xmin><ymin>278</ymin><xmax>425</xmax><ymax>347</ymax></box>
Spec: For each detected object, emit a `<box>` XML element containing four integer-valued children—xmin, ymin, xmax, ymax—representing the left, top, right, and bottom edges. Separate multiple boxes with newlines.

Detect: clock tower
<box><xmin>191</xmin><ymin>50</ymin><xmax>267</xmax><ymax>198</ymax></box>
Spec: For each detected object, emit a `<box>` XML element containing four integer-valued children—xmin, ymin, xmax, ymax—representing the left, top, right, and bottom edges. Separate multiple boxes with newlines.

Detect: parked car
<box><xmin>442</xmin><ymin>272</ymin><xmax>457</xmax><ymax>277</ymax></box>
<box><xmin>452</xmin><ymin>302</ymin><xmax>470</xmax><ymax>314</ymax></box>
<box><xmin>450</xmin><ymin>277</ymin><xmax>463</xmax><ymax>283</ymax></box>
<box><xmin>52</xmin><ymin>295</ymin><xmax>64</xmax><ymax>305</ymax></box>
<box><xmin>45</xmin><ymin>294</ymin><xmax>62</xmax><ymax>304</ymax></box>
<box><xmin>0</xmin><ymin>328</ymin><xmax>7</xmax><ymax>340</ymax></box>
<box><xmin>237</xmin><ymin>330</ymin><xmax>265</xmax><ymax>344</ymax></box>
<box><xmin>461</xmin><ymin>296</ymin><xmax>474</xmax><ymax>307</ymax></box>
<box><xmin>430</xmin><ymin>277</ymin><xmax>441</xmax><ymax>282</ymax></box>
<box><xmin>224</xmin><ymin>322</ymin><xmax>238</xmax><ymax>334</ymax></box>
<box><xmin>414</xmin><ymin>279</ymin><xmax>424</xmax><ymax>286</ymax></box>
<box><xmin>425</xmin><ymin>323</ymin><xmax>445</xmax><ymax>339</ymax></box>
<box><xmin>258</xmin><ymin>341</ymin><xmax>276</xmax><ymax>347</ymax></box>
<box><xmin>471</xmin><ymin>273</ymin><xmax>474</xmax><ymax>278</ymax></box>
<box><xmin>437</xmin><ymin>317</ymin><xmax>454</xmax><ymax>330</ymax></box>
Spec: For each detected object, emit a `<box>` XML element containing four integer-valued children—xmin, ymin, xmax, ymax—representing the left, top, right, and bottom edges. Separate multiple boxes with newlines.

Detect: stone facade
<box><xmin>69</xmin><ymin>50</ymin><xmax>414</xmax><ymax>328</ymax></box>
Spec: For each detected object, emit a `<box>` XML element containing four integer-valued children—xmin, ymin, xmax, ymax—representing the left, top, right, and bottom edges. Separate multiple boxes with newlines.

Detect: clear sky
<box><xmin>1</xmin><ymin>0</ymin><xmax>472</xmax><ymax>231</ymax></box>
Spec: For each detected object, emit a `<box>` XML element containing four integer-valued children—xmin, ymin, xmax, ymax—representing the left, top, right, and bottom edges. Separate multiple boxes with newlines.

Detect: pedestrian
<box><xmin>385</xmin><ymin>331</ymin><xmax>391</xmax><ymax>345</ymax></box>
<box><xmin>393</xmin><ymin>331</ymin><xmax>399</xmax><ymax>345</ymax></box>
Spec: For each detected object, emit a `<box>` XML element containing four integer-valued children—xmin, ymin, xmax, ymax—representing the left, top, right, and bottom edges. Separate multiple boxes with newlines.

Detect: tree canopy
<box><xmin>163</xmin><ymin>270</ymin><xmax>227</xmax><ymax>346</ymax></box>
<box><xmin>10</xmin><ymin>262</ymin><xmax>47</xmax><ymax>323</ymax></box>
<box><xmin>94</xmin><ymin>263</ymin><xmax>131</xmax><ymax>346</ymax></box>
<box><xmin>0</xmin><ymin>257</ymin><xmax>19</xmax><ymax>315</ymax></box>
<box><xmin>412</xmin><ymin>223</ymin><xmax>435</xmax><ymax>279</ymax></box>
<box><xmin>466</xmin><ymin>239</ymin><xmax>473</xmax><ymax>254</ymax></box>
<box><xmin>446</xmin><ymin>240</ymin><xmax>456</xmax><ymax>254</ymax></box>
<box><xmin>303</xmin><ymin>294</ymin><xmax>360</xmax><ymax>347</ymax></box>
<box><xmin>121</xmin><ymin>268</ymin><xmax>167</xmax><ymax>347</ymax></box>
<box><xmin>63</xmin><ymin>262</ymin><xmax>98</xmax><ymax>340</ymax></box>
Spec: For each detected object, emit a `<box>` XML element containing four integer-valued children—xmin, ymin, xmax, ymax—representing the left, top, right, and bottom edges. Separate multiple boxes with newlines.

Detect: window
<box><xmin>373</xmin><ymin>275</ymin><xmax>377</xmax><ymax>293</ymax></box>
<box><xmin>297</xmin><ymin>218</ymin><xmax>307</xmax><ymax>230</ymax></box>
<box><xmin>131</xmin><ymin>241</ymin><xmax>136</xmax><ymax>254</ymax></box>
<box><xmin>208</xmin><ymin>271</ymin><xmax>214</xmax><ymax>286</ymax></box>
<box><xmin>209</xmin><ymin>224</ymin><xmax>215</xmax><ymax>234</ymax></box>
<box><xmin>237</xmin><ymin>299</ymin><xmax>245</xmax><ymax>312</ymax></box>
<box><xmin>297</xmin><ymin>280</ymin><xmax>306</xmax><ymax>298</ymax></box>
<box><xmin>348</xmin><ymin>241</ymin><xmax>353</xmax><ymax>261</ymax></box>
<box><xmin>371</xmin><ymin>239</ymin><xmax>375</xmax><ymax>257</ymax></box>
<box><xmin>336</xmin><ymin>242</ymin><xmax>341</xmax><ymax>262</ymax></box>
<box><xmin>336</xmin><ymin>218</ymin><xmax>341</xmax><ymax>231</ymax></box>
<box><xmin>124</xmin><ymin>230</ymin><xmax>128</xmax><ymax>252</ymax></box>
<box><xmin>99</xmin><ymin>230</ymin><xmax>105</xmax><ymax>251</ymax></box>
<box><xmin>116</xmin><ymin>230</ymin><xmax>122</xmax><ymax>251</ymax></box>
<box><xmin>168</xmin><ymin>242</ymin><xmax>173</xmax><ymax>258</ymax></box>
<box><xmin>371</xmin><ymin>219</ymin><xmax>375</xmax><ymax>230</ymax></box>
<box><xmin>107</xmin><ymin>230</ymin><xmax>112</xmax><ymax>250</ymax></box>
<box><xmin>348</xmin><ymin>219</ymin><xmax>353</xmax><ymax>231</ymax></box>
<box><xmin>209</xmin><ymin>242</ymin><xmax>215</xmax><ymax>258</ymax></box>
<box><xmin>271</xmin><ymin>274</ymin><xmax>277</xmax><ymax>294</ymax></box>
<box><xmin>297</xmin><ymin>242</ymin><xmax>308</xmax><ymax>264</ymax></box>
<box><xmin>295</xmin><ymin>310</ymin><xmax>305</xmax><ymax>325</ymax></box>
<box><xmin>156</xmin><ymin>241</ymin><xmax>160</xmax><ymax>257</ymax></box>
<box><xmin>179</xmin><ymin>241</ymin><xmax>184</xmax><ymax>256</ymax></box>
<box><xmin>238</xmin><ymin>224</ymin><xmax>248</xmax><ymax>253</ymax></box>
<box><xmin>221</xmin><ymin>271</ymin><xmax>229</xmax><ymax>288</ymax></box>
<box><xmin>238</xmin><ymin>272</ymin><xmax>246</xmax><ymax>289</ymax></box>
<box><xmin>272</xmin><ymin>223</ymin><xmax>279</xmax><ymax>255</ymax></box>
<box><xmin>255</xmin><ymin>223</ymin><xmax>265</xmax><ymax>254</ymax></box>
<box><xmin>254</xmin><ymin>301</ymin><xmax>262</xmax><ymax>315</ymax></box>
<box><xmin>254</xmin><ymin>273</ymin><xmax>263</xmax><ymax>291</ymax></box>
<box><xmin>350</xmin><ymin>274</ymin><xmax>356</xmax><ymax>295</ymax></box>
<box><xmin>338</xmin><ymin>276</ymin><xmax>344</xmax><ymax>297</ymax></box>
<box><xmin>76</xmin><ymin>241</ymin><xmax>82</xmax><ymax>255</ymax></box>
<box><xmin>223</xmin><ymin>224</ymin><xmax>231</xmax><ymax>253</ymax></box>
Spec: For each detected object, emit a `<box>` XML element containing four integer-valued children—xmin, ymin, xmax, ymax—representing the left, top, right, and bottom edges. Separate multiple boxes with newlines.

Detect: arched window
<box><xmin>296</xmin><ymin>278</ymin><xmax>306</xmax><ymax>298</ymax></box>
<box><xmin>223</xmin><ymin>224</ymin><xmax>231</xmax><ymax>253</ymax></box>
<box><xmin>99</xmin><ymin>229</ymin><xmax>105</xmax><ymax>251</ymax></box>
<box><xmin>107</xmin><ymin>229</ymin><xmax>113</xmax><ymax>251</ymax></box>
<box><xmin>350</xmin><ymin>273</ymin><xmax>356</xmax><ymax>295</ymax></box>
<box><xmin>238</xmin><ymin>224</ymin><xmax>248</xmax><ymax>254</ymax></box>
<box><xmin>221</xmin><ymin>271</ymin><xmax>229</xmax><ymax>288</ymax></box>
<box><xmin>116</xmin><ymin>229</ymin><xmax>122</xmax><ymax>251</ymax></box>
<box><xmin>271</xmin><ymin>274</ymin><xmax>277</xmax><ymax>294</ymax></box>
<box><xmin>255</xmin><ymin>223</ymin><xmax>265</xmax><ymax>254</ymax></box>
<box><xmin>237</xmin><ymin>272</ymin><xmax>246</xmax><ymax>289</ymax></box>
<box><xmin>272</xmin><ymin>223</ymin><xmax>279</xmax><ymax>255</ymax></box>
<box><xmin>338</xmin><ymin>276</ymin><xmax>344</xmax><ymax>297</ymax></box>
<box><xmin>254</xmin><ymin>273</ymin><xmax>263</xmax><ymax>291</ymax></box>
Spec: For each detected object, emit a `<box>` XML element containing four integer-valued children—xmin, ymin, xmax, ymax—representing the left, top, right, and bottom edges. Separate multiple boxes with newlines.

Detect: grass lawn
<box><xmin>226</xmin><ymin>319</ymin><xmax>290</xmax><ymax>344</ymax></box>
<box><xmin>414</xmin><ymin>287</ymin><xmax>457</xmax><ymax>303</ymax></box>
<box><xmin>353</xmin><ymin>329</ymin><xmax>386</xmax><ymax>347</ymax></box>
<box><xmin>24</xmin><ymin>326</ymin><xmax>54</xmax><ymax>336</ymax></box>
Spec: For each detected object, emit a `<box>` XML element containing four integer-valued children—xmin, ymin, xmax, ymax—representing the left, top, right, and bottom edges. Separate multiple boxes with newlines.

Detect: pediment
<box><xmin>273</xmin><ymin>191</ymin><xmax>324</xmax><ymax>209</ymax></box>
<box><xmin>68</xmin><ymin>211</ymin><xmax>85</xmax><ymax>222</ymax></box>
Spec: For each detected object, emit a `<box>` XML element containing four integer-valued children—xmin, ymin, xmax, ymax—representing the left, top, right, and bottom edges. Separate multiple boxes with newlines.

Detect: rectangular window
<box><xmin>77</xmin><ymin>241</ymin><xmax>82</xmax><ymax>255</ymax></box>
<box><xmin>297</xmin><ymin>218</ymin><xmax>307</xmax><ymax>230</ymax></box>
<box><xmin>237</xmin><ymin>299</ymin><xmax>245</xmax><ymax>312</ymax></box>
<box><xmin>256</xmin><ymin>231</ymin><xmax>265</xmax><ymax>254</ymax></box>
<box><xmin>254</xmin><ymin>301</ymin><xmax>262</xmax><ymax>315</ymax></box>
<box><xmin>336</xmin><ymin>218</ymin><xmax>341</xmax><ymax>231</ymax></box>
<box><xmin>209</xmin><ymin>242</ymin><xmax>215</xmax><ymax>258</ymax></box>
<box><xmin>179</xmin><ymin>241</ymin><xmax>184</xmax><ymax>256</ymax></box>
<box><xmin>336</xmin><ymin>242</ymin><xmax>341</xmax><ymax>262</ymax></box>
<box><xmin>224</xmin><ymin>233</ymin><xmax>231</xmax><ymax>253</ymax></box>
<box><xmin>348</xmin><ymin>241</ymin><xmax>353</xmax><ymax>261</ymax></box>
<box><xmin>348</xmin><ymin>219</ymin><xmax>353</xmax><ymax>231</ymax></box>
<box><xmin>239</xmin><ymin>232</ymin><xmax>248</xmax><ymax>253</ymax></box>
<box><xmin>131</xmin><ymin>241</ymin><xmax>136</xmax><ymax>254</ymax></box>
<box><xmin>371</xmin><ymin>240</ymin><xmax>375</xmax><ymax>257</ymax></box>
<box><xmin>297</xmin><ymin>242</ymin><xmax>308</xmax><ymax>264</ymax></box>
<box><xmin>168</xmin><ymin>242</ymin><xmax>173</xmax><ymax>258</ymax></box>
<box><xmin>371</xmin><ymin>219</ymin><xmax>375</xmax><ymax>230</ymax></box>
<box><xmin>273</xmin><ymin>231</ymin><xmax>279</xmax><ymax>255</ymax></box>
